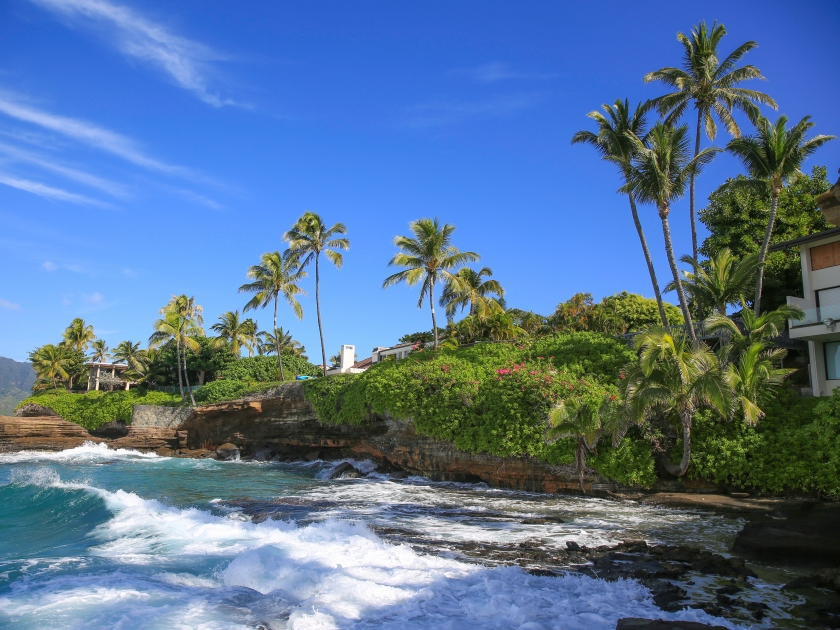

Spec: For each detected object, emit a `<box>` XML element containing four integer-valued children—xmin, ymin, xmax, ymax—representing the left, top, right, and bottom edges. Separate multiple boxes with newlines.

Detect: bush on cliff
<box><xmin>221</xmin><ymin>355</ymin><xmax>320</xmax><ymax>382</ymax></box>
<box><xmin>303</xmin><ymin>332</ymin><xmax>657</xmax><ymax>486</ymax></box>
<box><xmin>193</xmin><ymin>380</ymin><xmax>286</xmax><ymax>405</ymax></box>
<box><xmin>14</xmin><ymin>389</ymin><xmax>183</xmax><ymax>430</ymax></box>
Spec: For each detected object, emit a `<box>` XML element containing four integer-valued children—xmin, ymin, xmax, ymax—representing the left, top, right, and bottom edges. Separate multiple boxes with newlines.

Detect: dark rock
<box><xmin>304</xmin><ymin>450</ymin><xmax>321</xmax><ymax>461</ymax></box>
<box><xmin>253</xmin><ymin>447</ymin><xmax>272</xmax><ymax>462</ymax></box>
<box><xmin>566</xmin><ymin>541</ymin><xmax>581</xmax><ymax>551</ymax></box>
<box><xmin>521</xmin><ymin>516</ymin><xmax>566</xmax><ymax>525</ymax></box>
<box><xmin>14</xmin><ymin>404</ymin><xmax>58</xmax><ymax>417</ymax></box>
<box><xmin>389</xmin><ymin>471</ymin><xmax>410</xmax><ymax>480</ymax></box>
<box><xmin>715</xmin><ymin>585</ymin><xmax>741</xmax><ymax>595</ymax></box>
<box><xmin>215</xmin><ymin>443</ymin><xmax>240</xmax><ymax>461</ymax></box>
<box><xmin>88</xmin><ymin>421</ymin><xmax>128</xmax><ymax>438</ymax></box>
<box><xmin>784</xmin><ymin>568</ymin><xmax>840</xmax><ymax>593</ymax></box>
<box><xmin>328</xmin><ymin>462</ymin><xmax>363</xmax><ymax>479</ymax></box>
<box><xmin>616</xmin><ymin>618</ymin><xmax>728</xmax><ymax>629</ymax></box>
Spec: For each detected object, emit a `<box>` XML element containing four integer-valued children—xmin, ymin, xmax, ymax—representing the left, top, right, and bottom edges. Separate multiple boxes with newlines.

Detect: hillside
<box><xmin>0</xmin><ymin>357</ymin><xmax>36</xmax><ymax>416</ymax></box>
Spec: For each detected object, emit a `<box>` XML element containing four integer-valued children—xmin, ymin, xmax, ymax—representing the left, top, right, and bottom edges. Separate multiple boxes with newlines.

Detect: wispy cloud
<box><xmin>170</xmin><ymin>187</ymin><xmax>222</xmax><ymax>209</ymax></box>
<box><xmin>403</xmin><ymin>94</ymin><xmax>540</xmax><ymax>128</ymax></box>
<box><xmin>0</xmin><ymin>171</ymin><xmax>111</xmax><ymax>206</ymax></box>
<box><xmin>0</xmin><ymin>141</ymin><xmax>127</xmax><ymax>197</ymax></box>
<box><xmin>450</xmin><ymin>62</ymin><xmax>558</xmax><ymax>84</ymax></box>
<box><xmin>42</xmin><ymin>261</ymin><xmax>57</xmax><ymax>271</ymax></box>
<box><xmin>0</xmin><ymin>95</ymin><xmax>190</xmax><ymax>175</ymax></box>
<box><xmin>30</xmin><ymin>0</ymin><xmax>241</xmax><ymax>107</ymax></box>
<box><xmin>0</xmin><ymin>298</ymin><xmax>21</xmax><ymax>310</ymax></box>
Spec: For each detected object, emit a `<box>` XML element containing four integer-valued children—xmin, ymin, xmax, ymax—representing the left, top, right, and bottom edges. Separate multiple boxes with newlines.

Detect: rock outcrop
<box><xmin>0</xmin><ymin>415</ymin><xmax>103</xmax><ymax>451</ymax></box>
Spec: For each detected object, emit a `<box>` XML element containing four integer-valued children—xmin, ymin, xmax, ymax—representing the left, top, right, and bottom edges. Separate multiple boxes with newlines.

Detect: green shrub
<box><xmin>221</xmin><ymin>354</ymin><xmax>320</xmax><ymax>382</ymax></box>
<box><xmin>15</xmin><ymin>389</ymin><xmax>183</xmax><ymax>430</ymax></box>
<box><xmin>193</xmin><ymin>380</ymin><xmax>287</xmax><ymax>405</ymax></box>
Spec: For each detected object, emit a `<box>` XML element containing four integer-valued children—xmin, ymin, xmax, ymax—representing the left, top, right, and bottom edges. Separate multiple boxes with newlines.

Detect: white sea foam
<box><xmin>0</xmin><ymin>470</ymin><xmax>736</xmax><ymax>629</ymax></box>
<box><xmin>0</xmin><ymin>441</ymin><xmax>162</xmax><ymax>464</ymax></box>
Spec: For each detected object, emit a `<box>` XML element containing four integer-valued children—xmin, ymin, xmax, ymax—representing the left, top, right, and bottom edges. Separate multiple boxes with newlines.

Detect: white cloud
<box><xmin>450</xmin><ymin>62</ymin><xmax>558</xmax><ymax>84</ymax></box>
<box><xmin>42</xmin><ymin>261</ymin><xmax>57</xmax><ymax>271</ymax></box>
<box><xmin>0</xmin><ymin>298</ymin><xmax>21</xmax><ymax>310</ymax></box>
<box><xmin>0</xmin><ymin>171</ymin><xmax>110</xmax><ymax>206</ymax></box>
<box><xmin>30</xmin><ymin>0</ymin><xmax>240</xmax><ymax>107</ymax></box>
<box><xmin>85</xmin><ymin>291</ymin><xmax>104</xmax><ymax>304</ymax></box>
<box><xmin>0</xmin><ymin>95</ymin><xmax>189</xmax><ymax>175</ymax></box>
<box><xmin>0</xmin><ymin>141</ymin><xmax>127</xmax><ymax>197</ymax></box>
<box><xmin>403</xmin><ymin>94</ymin><xmax>540</xmax><ymax>128</ymax></box>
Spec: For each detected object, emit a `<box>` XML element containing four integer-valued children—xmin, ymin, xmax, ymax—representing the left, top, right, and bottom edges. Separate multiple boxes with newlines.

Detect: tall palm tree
<box><xmin>383</xmin><ymin>217</ymin><xmax>479</xmax><ymax>349</ymax></box>
<box><xmin>62</xmin><ymin>317</ymin><xmax>95</xmax><ymax>354</ymax></box>
<box><xmin>572</xmin><ymin>98</ymin><xmax>670</xmax><ymax>328</ymax></box>
<box><xmin>111</xmin><ymin>341</ymin><xmax>149</xmax><ymax>373</ymax></box>
<box><xmin>210</xmin><ymin>310</ymin><xmax>254</xmax><ymax>357</ymax></box>
<box><xmin>240</xmin><ymin>250</ymin><xmax>307</xmax><ymax>381</ymax></box>
<box><xmin>666</xmin><ymin>248</ymin><xmax>759</xmax><ymax>316</ymax></box>
<box><xmin>724</xmin><ymin>115</ymin><xmax>835</xmax><ymax>314</ymax></box>
<box><xmin>440</xmin><ymin>266</ymin><xmax>505</xmax><ymax>321</ymax></box>
<box><xmin>285</xmin><ymin>212</ymin><xmax>350</xmax><ymax>376</ymax></box>
<box><xmin>28</xmin><ymin>344</ymin><xmax>71</xmax><ymax>390</ymax></box>
<box><xmin>622</xmin><ymin>123</ymin><xmax>721</xmax><ymax>342</ymax></box>
<box><xmin>644</xmin><ymin>21</ymin><xmax>777</xmax><ymax>262</ymax></box>
<box><xmin>623</xmin><ymin>329</ymin><xmax>731</xmax><ymax>477</ymax></box>
<box><xmin>150</xmin><ymin>296</ymin><xmax>203</xmax><ymax>404</ymax></box>
<box><xmin>90</xmin><ymin>339</ymin><xmax>109</xmax><ymax>363</ymax></box>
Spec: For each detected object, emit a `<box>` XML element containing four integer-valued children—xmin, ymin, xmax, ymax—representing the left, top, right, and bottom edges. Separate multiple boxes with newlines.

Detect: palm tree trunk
<box><xmin>629</xmin><ymin>194</ymin><xmax>669</xmax><ymax>328</ymax></box>
<box><xmin>430</xmin><ymin>280</ymin><xmax>439</xmax><ymax>349</ymax></box>
<box><xmin>274</xmin><ymin>296</ymin><xmax>286</xmax><ymax>381</ymax></box>
<box><xmin>663</xmin><ymin>409</ymin><xmax>693</xmax><ymax>477</ymax></box>
<box><xmin>181</xmin><ymin>342</ymin><xmax>196</xmax><ymax>406</ymax></box>
<box><xmin>754</xmin><ymin>187</ymin><xmax>781</xmax><ymax>315</ymax></box>
<box><xmin>175</xmin><ymin>338</ymin><xmax>185</xmax><ymax>400</ymax></box>
<box><xmin>659</xmin><ymin>205</ymin><xmax>697</xmax><ymax>343</ymax></box>
<box><xmin>315</xmin><ymin>254</ymin><xmax>327</xmax><ymax>377</ymax></box>
<box><xmin>690</xmin><ymin>109</ymin><xmax>702</xmax><ymax>263</ymax></box>
<box><xmin>576</xmin><ymin>438</ymin><xmax>586</xmax><ymax>493</ymax></box>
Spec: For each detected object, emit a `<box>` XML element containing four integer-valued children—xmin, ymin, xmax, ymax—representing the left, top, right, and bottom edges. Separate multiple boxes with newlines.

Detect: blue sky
<box><xmin>1</xmin><ymin>0</ymin><xmax>838</xmax><ymax>363</ymax></box>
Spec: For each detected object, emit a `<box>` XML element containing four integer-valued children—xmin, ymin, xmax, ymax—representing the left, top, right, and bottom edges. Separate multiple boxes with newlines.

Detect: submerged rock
<box><xmin>253</xmin><ymin>447</ymin><xmax>273</xmax><ymax>462</ymax></box>
<box><xmin>328</xmin><ymin>462</ymin><xmax>363</xmax><ymax>479</ymax></box>
<box><xmin>216</xmin><ymin>443</ymin><xmax>240</xmax><ymax>461</ymax></box>
<box><xmin>616</xmin><ymin>619</ymin><xmax>728</xmax><ymax>629</ymax></box>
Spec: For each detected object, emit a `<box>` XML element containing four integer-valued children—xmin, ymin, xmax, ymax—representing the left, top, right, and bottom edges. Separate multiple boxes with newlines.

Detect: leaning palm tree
<box><xmin>622</xmin><ymin>123</ymin><xmax>721</xmax><ymax>342</ymax></box>
<box><xmin>210</xmin><ymin>310</ymin><xmax>254</xmax><ymax>357</ymax></box>
<box><xmin>644</xmin><ymin>21</ymin><xmax>777</xmax><ymax>262</ymax></box>
<box><xmin>724</xmin><ymin>115</ymin><xmax>835</xmax><ymax>314</ymax></box>
<box><xmin>572</xmin><ymin>98</ymin><xmax>670</xmax><ymax>328</ymax></box>
<box><xmin>623</xmin><ymin>328</ymin><xmax>732</xmax><ymax>477</ymax></box>
<box><xmin>240</xmin><ymin>250</ymin><xmax>307</xmax><ymax>381</ymax></box>
<box><xmin>28</xmin><ymin>344</ymin><xmax>71</xmax><ymax>391</ymax></box>
<box><xmin>666</xmin><ymin>248</ymin><xmax>759</xmax><ymax>316</ymax></box>
<box><xmin>383</xmin><ymin>218</ymin><xmax>479</xmax><ymax>349</ymax></box>
<box><xmin>90</xmin><ymin>339</ymin><xmax>109</xmax><ymax>363</ymax></box>
<box><xmin>285</xmin><ymin>212</ymin><xmax>350</xmax><ymax>376</ymax></box>
<box><xmin>440</xmin><ymin>266</ymin><xmax>505</xmax><ymax>321</ymax></box>
<box><xmin>111</xmin><ymin>341</ymin><xmax>149</xmax><ymax>373</ymax></box>
<box><xmin>150</xmin><ymin>296</ymin><xmax>203</xmax><ymax>404</ymax></box>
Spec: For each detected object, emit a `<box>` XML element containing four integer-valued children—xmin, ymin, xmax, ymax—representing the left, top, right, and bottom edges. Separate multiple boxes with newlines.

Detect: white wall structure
<box><xmin>325</xmin><ymin>344</ymin><xmax>368</xmax><ymax>375</ymax></box>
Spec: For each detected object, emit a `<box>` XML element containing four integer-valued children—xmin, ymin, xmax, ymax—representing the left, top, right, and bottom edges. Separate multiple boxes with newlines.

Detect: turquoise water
<box><xmin>0</xmin><ymin>443</ymin><xmax>799</xmax><ymax>629</ymax></box>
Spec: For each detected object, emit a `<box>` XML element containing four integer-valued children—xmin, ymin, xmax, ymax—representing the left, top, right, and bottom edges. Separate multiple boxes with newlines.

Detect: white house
<box><xmin>772</xmin><ymin>170</ymin><xmax>840</xmax><ymax>396</ymax></box>
<box><xmin>86</xmin><ymin>362</ymin><xmax>131</xmax><ymax>391</ymax></box>
<box><xmin>325</xmin><ymin>345</ymin><xmax>369</xmax><ymax>375</ymax></box>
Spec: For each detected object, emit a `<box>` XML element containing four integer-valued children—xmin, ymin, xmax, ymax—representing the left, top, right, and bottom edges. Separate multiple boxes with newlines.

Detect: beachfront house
<box><xmin>771</xmin><ymin>170</ymin><xmax>840</xmax><ymax>396</ymax></box>
<box><xmin>86</xmin><ymin>362</ymin><xmax>131</xmax><ymax>391</ymax></box>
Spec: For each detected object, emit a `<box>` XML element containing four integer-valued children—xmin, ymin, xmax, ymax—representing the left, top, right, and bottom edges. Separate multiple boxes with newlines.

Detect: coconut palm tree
<box><xmin>440</xmin><ymin>266</ymin><xmax>505</xmax><ymax>321</ymax></box>
<box><xmin>383</xmin><ymin>218</ymin><xmax>479</xmax><ymax>349</ymax></box>
<box><xmin>124</xmin><ymin>347</ymin><xmax>166</xmax><ymax>386</ymax></box>
<box><xmin>725</xmin><ymin>342</ymin><xmax>795</xmax><ymax>425</ymax></box>
<box><xmin>285</xmin><ymin>212</ymin><xmax>350</xmax><ymax>376</ymax></box>
<box><xmin>644</xmin><ymin>21</ymin><xmax>777</xmax><ymax>262</ymax></box>
<box><xmin>666</xmin><ymin>248</ymin><xmax>759</xmax><ymax>316</ymax></box>
<box><xmin>111</xmin><ymin>341</ymin><xmax>149</xmax><ymax>373</ymax></box>
<box><xmin>239</xmin><ymin>250</ymin><xmax>307</xmax><ymax>381</ymax></box>
<box><xmin>622</xmin><ymin>123</ymin><xmax>721</xmax><ymax>343</ymax></box>
<box><xmin>724</xmin><ymin>115</ymin><xmax>835</xmax><ymax>314</ymax></box>
<box><xmin>90</xmin><ymin>339</ymin><xmax>109</xmax><ymax>363</ymax></box>
<box><xmin>546</xmin><ymin>398</ymin><xmax>604</xmax><ymax>492</ymax></box>
<box><xmin>211</xmin><ymin>310</ymin><xmax>254</xmax><ymax>357</ymax></box>
<box><xmin>150</xmin><ymin>296</ymin><xmax>203</xmax><ymax>404</ymax></box>
<box><xmin>62</xmin><ymin>317</ymin><xmax>96</xmax><ymax>354</ymax></box>
<box><xmin>572</xmin><ymin>98</ymin><xmax>670</xmax><ymax>328</ymax></box>
<box><xmin>706</xmin><ymin>300</ymin><xmax>804</xmax><ymax>359</ymax></box>
<box><xmin>28</xmin><ymin>344</ymin><xmax>72</xmax><ymax>391</ymax></box>
<box><xmin>623</xmin><ymin>329</ymin><xmax>731</xmax><ymax>477</ymax></box>
<box><xmin>258</xmin><ymin>327</ymin><xmax>306</xmax><ymax>358</ymax></box>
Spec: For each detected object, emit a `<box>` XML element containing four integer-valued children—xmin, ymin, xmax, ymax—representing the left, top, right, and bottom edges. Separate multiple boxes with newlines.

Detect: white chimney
<box><xmin>339</xmin><ymin>345</ymin><xmax>355</xmax><ymax>372</ymax></box>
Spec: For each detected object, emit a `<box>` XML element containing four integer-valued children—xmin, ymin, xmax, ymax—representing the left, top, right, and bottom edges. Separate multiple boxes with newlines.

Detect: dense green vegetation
<box><xmin>16</xmin><ymin>389</ymin><xmax>182</xmax><ymax>430</ymax></box>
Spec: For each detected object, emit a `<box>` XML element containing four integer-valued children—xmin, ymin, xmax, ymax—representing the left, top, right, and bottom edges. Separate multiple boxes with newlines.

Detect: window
<box><xmin>825</xmin><ymin>341</ymin><xmax>840</xmax><ymax>380</ymax></box>
<box><xmin>818</xmin><ymin>287</ymin><xmax>840</xmax><ymax>322</ymax></box>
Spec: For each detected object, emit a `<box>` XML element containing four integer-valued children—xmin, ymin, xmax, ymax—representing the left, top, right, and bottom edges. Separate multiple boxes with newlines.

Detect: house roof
<box><xmin>86</xmin><ymin>362</ymin><xmax>128</xmax><ymax>368</ymax></box>
<box><xmin>767</xmin><ymin>226</ymin><xmax>840</xmax><ymax>252</ymax></box>
<box><xmin>351</xmin><ymin>356</ymin><xmax>373</xmax><ymax>370</ymax></box>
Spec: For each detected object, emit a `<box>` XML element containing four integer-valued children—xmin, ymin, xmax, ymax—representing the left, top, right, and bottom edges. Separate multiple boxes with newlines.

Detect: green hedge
<box><xmin>221</xmin><ymin>354</ymin><xmax>320</xmax><ymax>382</ymax></box>
<box><xmin>690</xmin><ymin>389</ymin><xmax>840</xmax><ymax>496</ymax></box>
<box><xmin>15</xmin><ymin>389</ymin><xmax>183</xmax><ymax>430</ymax></box>
<box><xmin>193</xmin><ymin>380</ymin><xmax>287</xmax><ymax>405</ymax></box>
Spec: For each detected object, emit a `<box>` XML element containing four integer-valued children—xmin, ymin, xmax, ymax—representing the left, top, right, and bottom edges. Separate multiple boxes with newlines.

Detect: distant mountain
<box><xmin>0</xmin><ymin>357</ymin><xmax>36</xmax><ymax>416</ymax></box>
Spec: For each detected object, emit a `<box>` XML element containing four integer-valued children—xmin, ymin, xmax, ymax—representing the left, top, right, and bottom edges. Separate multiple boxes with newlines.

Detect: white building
<box><xmin>773</xmin><ymin>171</ymin><xmax>840</xmax><ymax>396</ymax></box>
<box><xmin>323</xmin><ymin>342</ymin><xmax>420</xmax><ymax>376</ymax></box>
<box><xmin>325</xmin><ymin>345</ymin><xmax>369</xmax><ymax>375</ymax></box>
<box><xmin>86</xmin><ymin>362</ymin><xmax>131</xmax><ymax>391</ymax></box>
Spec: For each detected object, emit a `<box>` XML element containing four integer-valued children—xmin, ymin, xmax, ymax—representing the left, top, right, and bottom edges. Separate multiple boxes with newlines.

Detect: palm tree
<box><xmin>90</xmin><ymin>339</ymin><xmax>109</xmax><ymax>363</ymax></box>
<box><xmin>111</xmin><ymin>341</ymin><xmax>149</xmax><ymax>373</ymax></box>
<box><xmin>546</xmin><ymin>397</ymin><xmax>604</xmax><ymax>492</ymax></box>
<box><xmin>240</xmin><ymin>250</ymin><xmax>307</xmax><ymax>381</ymax></box>
<box><xmin>440</xmin><ymin>266</ymin><xmax>505</xmax><ymax>321</ymax></box>
<box><xmin>623</xmin><ymin>329</ymin><xmax>732</xmax><ymax>477</ymax></box>
<box><xmin>383</xmin><ymin>218</ymin><xmax>479</xmax><ymax>349</ymax></box>
<box><xmin>666</xmin><ymin>248</ymin><xmax>759</xmax><ymax>316</ymax></box>
<box><xmin>572</xmin><ymin>98</ymin><xmax>670</xmax><ymax>328</ymax></box>
<box><xmin>706</xmin><ymin>300</ymin><xmax>804</xmax><ymax>358</ymax></box>
<box><xmin>725</xmin><ymin>342</ymin><xmax>795</xmax><ymax>425</ymax></box>
<box><xmin>644</xmin><ymin>21</ymin><xmax>777</xmax><ymax>262</ymax></box>
<box><xmin>622</xmin><ymin>123</ymin><xmax>721</xmax><ymax>342</ymax></box>
<box><xmin>211</xmin><ymin>310</ymin><xmax>254</xmax><ymax>357</ymax></box>
<box><xmin>63</xmin><ymin>317</ymin><xmax>95</xmax><ymax>354</ymax></box>
<box><xmin>125</xmin><ymin>347</ymin><xmax>166</xmax><ymax>386</ymax></box>
<box><xmin>724</xmin><ymin>115</ymin><xmax>835</xmax><ymax>314</ymax></box>
<box><xmin>150</xmin><ymin>296</ymin><xmax>203</xmax><ymax>404</ymax></box>
<box><xmin>28</xmin><ymin>344</ymin><xmax>72</xmax><ymax>390</ymax></box>
<box><xmin>258</xmin><ymin>327</ymin><xmax>306</xmax><ymax>358</ymax></box>
<box><xmin>285</xmin><ymin>212</ymin><xmax>350</xmax><ymax>376</ymax></box>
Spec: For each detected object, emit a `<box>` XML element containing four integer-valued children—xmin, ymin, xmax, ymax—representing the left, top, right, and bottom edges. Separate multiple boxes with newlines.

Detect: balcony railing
<box><xmin>790</xmin><ymin>306</ymin><xmax>840</xmax><ymax>328</ymax></box>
